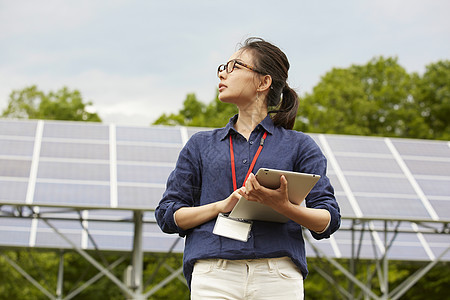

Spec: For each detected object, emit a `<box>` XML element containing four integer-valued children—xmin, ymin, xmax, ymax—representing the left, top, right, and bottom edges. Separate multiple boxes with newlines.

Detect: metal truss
<box><xmin>1</xmin><ymin>206</ymin><xmax>449</xmax><ymax>299</ymax></box>
<box><xmin>304</xmin><ymin>216</ymin><xmax>449</xmax><ymax>300</ymax></box>
<box><xmin>0</xmin><ymin>205</ymin><xmax>186</xmax><ymax>300</ymax></box>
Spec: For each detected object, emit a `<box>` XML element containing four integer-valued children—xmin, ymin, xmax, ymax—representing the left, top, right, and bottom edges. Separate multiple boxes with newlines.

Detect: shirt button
<box><xmin>249</xmin><ymin>141</ymin><xmax>254</xmax><ymax>145</ymax></box>
<box><xmin>243</xmin><ymin>159</ymin><xmax>247</xmax><ymax>164</ymax></box>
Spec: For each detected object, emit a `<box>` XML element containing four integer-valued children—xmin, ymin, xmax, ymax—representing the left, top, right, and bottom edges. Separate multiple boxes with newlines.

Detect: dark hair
<box><xmin>239</xmin><ymin>37</ymin><xmax>299</xmax><ymax>130</ymax></box>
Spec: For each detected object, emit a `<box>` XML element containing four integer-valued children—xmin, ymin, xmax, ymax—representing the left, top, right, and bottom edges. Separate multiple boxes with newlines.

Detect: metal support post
<box><xmin>304</xmin><ymin>233</ymin><xmax>381</xmax><ymax>300</ymax></box>
<box><xmin>131</xmin><ymin>210</ymin><xmax>145</xmax><ymax>300</ymax></box>
<box><xmin>56</xmin><ymin>250</ymin><xmax>64</xmax><ymax>300</ymax></box>
<box><xmin>65</xmin><ymin>256</ymin><xmax>127</xmax><ymax>300</ymax></box>
<box><xmin>39</xmin><ymin>217</ymin><xmax>136</xmax><ymax>299</ymax></box>
<box><xmin>382</xmin><ymin>220</ymin><xmax>389</xmax><ymax>299</ymax></box>
<box><xmin>350</xmin><ymin>220</ymin><xmax>355</xmax><ymax>298</ymax></box>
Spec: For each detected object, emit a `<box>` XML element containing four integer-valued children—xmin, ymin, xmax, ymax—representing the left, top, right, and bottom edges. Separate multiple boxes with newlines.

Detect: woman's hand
<box><xmin>238</xmin><ymin>173</ymin><xmax>291</xmax><ymax>214</ymax></box>
<box><xmin>238</xmin><ymin>173</ymin><xmax>331</xmax><ymax>233</ymax></box>
<box><xmin>216</xmin><ymin>188</ymin><xmax>244</xmax><ymax>213</ymax></box>
<box><xmin>174</xmin><ymin>188</ymin><xmax>243</xmax><ymax>231</ymax></box>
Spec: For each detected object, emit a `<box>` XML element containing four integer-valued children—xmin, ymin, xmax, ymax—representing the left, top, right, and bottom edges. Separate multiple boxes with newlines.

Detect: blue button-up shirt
<box><xmin>155</xmin><ymin>115</ymin><xmax>340</xmax><ymax>288</ymax></box>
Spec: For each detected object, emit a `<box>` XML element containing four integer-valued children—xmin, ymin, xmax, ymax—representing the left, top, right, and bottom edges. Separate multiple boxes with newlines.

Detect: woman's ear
<box><xmin>257</xmin><ymin>74</ymin><xmax>272</xmax><ymax>92</ymax></box>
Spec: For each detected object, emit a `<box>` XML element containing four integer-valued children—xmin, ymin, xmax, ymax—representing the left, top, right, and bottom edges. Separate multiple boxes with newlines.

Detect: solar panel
<box><xmin>41</xmin><ymin>141</ymin><xmax>110</xmax><ymax>160</ymax></box>
<box><xmin>43</xmin><ymin>121</ymin><xmax>108</xmax><ymax>140</ymax></box>
<box><xmin>0</xmin><ymin>119</ymin><xmax>448</xmax><ymax>261</ymax></box>
<box><xmin>34</xmin><ymin>182</ymin><xmax>110</xmax><ymax>207</ymax></box>
<box><xmin>0</xmin><ymin>139</ymin><xmax>34</xmax><ymax>156</ymax></box>
<box><xmin>0</xmin><ymin>180</ymin><xmax>28</xmax><ymax>203</ymax></box>
<box><xmin>0</xmin><ymin>119</ymin><xmax>36</xmax><ymax>136</ymax></box>
<box><xmin>355</xmin><ymin>195</ymin><xmax>431</xmax><ymax>219</ymax></box>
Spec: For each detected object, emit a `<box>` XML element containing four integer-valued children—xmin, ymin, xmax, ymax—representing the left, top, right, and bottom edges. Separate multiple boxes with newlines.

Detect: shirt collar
<box><xmin>220</xmin><ymin>114</ymin><xmax>275</xmax><ymax>141</ymax></box>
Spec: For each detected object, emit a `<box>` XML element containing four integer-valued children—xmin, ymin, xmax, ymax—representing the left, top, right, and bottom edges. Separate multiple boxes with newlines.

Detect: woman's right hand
<box><xmin>174</xmin><ymin>188</ymin><xmax>244</xmax><ymax>230</ymax></box>
<box><xmin>215</xmin><ymin>187</ymin><xmax>244</xmax><ymax>214</ymax></box>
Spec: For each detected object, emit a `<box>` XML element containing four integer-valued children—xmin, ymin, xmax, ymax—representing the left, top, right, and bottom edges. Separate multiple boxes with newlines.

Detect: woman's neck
<box><xmin>235</xmin><ymin>104</ymin><xmax>267</xmax><ymax>140</ymax></box>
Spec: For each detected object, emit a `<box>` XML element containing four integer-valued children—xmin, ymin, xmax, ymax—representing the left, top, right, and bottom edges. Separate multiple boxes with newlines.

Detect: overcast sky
<box><xmin>1</xmin><ymin>0</ymin><xmax>449</xmax><ymax>126</ymax></box>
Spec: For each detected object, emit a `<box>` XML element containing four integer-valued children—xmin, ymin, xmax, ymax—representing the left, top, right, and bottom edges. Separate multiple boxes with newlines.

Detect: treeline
<box><xmin>154</xmin><ymin>57</ymin><xmax>450</xmax><ymax>140</ymax></box>
<box><xmin>1</xmin><ymin>250</ymin><xmax>449</xmax><ymax>299</ymax></box>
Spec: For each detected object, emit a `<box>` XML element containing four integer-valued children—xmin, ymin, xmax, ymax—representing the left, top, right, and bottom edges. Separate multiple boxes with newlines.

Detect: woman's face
<box><xmin>217</xmin><ymin>50</ymin><xmax>260</xmax><ymax>106</ymax></box>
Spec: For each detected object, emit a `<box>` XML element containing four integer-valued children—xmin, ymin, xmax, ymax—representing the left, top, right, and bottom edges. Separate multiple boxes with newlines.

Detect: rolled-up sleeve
<box><xmin>295</xmin><ymin>135</ymin><xmax>341</xmax><ymax>240</ymax></box>
<box><xmin>155</xmin><ymin>135</ymin><xmax>202</xmax><ymax>237</ymax></box>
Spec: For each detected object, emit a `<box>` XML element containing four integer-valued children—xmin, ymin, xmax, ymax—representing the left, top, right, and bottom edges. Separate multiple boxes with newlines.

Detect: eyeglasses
<box><xmin>217</xmin><ymin>60</ymin><xmax>262</xmax><ymax>77</ymax></box>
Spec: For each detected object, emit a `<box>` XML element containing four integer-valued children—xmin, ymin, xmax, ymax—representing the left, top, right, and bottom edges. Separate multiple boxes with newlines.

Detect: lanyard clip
<box><xmin>260</xmin><ymin>131</ymin><xmax>268</xmax><ymax>146</ymax></box>
<box><xmin>260</xmin><ymin>136</ymin><xmax>266</xmax><ymax>146</ymax></box>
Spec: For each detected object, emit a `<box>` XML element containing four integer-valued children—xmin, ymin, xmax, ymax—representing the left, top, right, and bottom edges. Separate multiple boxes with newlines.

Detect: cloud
<box><xmin>363</xmin><ymin>0</ymin><xmax>450</xmax><ymax>31</ymax></box>
<box><xmin>0</xmin><ymin>68</ymin><xmax>191</xmax><ymax>125</ymax></box>
<box><xmin>1</xmin><ymin>1</ymin><xmax>448</xmax><ymax>126</ymax></box>
<box><xmin>0</xmin><ymin>0</ymin><xmax>102</xmax><ymax>39</ymax></box>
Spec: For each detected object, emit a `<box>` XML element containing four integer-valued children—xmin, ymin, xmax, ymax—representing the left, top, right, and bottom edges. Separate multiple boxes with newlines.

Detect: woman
<box><xmin>155</xmin><ymin>37</ymin><xmax>340</xmax><ymax>299</ymax></box>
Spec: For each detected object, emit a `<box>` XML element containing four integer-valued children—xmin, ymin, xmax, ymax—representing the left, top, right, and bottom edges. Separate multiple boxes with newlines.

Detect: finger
<box><xmin>236</xmin><ymin>187</ymin><xmax>246</xmax><ymax>198</ymax></box>
<box><xmin>245</xmin><ymin>174</ymin><xmax>255</xmax><ymax>193</ymax></box>
<box><xmin>246</xmin><ymin>173</ymin><xmax>262</xmax><ymax>193</ymax></box>
<box><xmin>250</xmin><ymin>172</ymin><xmax>262</xmax><ymax>189</ymax></box>
<box><xmin>279</xmin><ymin>175</ymin><xmax>288</xmax><ymax>191</ymax></box>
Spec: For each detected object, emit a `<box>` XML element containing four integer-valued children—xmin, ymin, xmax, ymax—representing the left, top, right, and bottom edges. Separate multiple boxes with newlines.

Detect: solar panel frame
<box><xmin>0</xmin><ymin>119</ymin><xmax>449</xmax><ymax>262</ymax></box>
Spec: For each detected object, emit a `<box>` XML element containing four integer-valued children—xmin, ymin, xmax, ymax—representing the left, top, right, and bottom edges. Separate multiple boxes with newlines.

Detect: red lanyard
<box><xmin>229</xmin><ymin>131</ymin><xmax>268</xmax><ymax>190</ymax></box>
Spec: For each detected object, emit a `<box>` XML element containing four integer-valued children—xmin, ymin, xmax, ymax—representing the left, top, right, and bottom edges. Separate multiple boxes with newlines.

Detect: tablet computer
<box><xmin>228</xmin><ymin>168</ymin><xmax>320</xmax><ymax>223</ymax></box>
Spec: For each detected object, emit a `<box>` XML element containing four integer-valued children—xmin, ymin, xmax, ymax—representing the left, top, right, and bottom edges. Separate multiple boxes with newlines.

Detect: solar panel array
<box><xmin>0</xmin><ymin>119</ymin><xmax>449</xmax><ymax>260</ymax></box>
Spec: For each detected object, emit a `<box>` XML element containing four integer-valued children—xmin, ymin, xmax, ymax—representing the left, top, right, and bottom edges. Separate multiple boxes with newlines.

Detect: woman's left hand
<box><xmin>238</xmin><ymin>172</ymin><xmax>331</xmax><ymax>232</ymax></box>
<box><xmin>238</xmin><ymin>173</ymin><xmax>292</xmax><ymax>213</ymax></box>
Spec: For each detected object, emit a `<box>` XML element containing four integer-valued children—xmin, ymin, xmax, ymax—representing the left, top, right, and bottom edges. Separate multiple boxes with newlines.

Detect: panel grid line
<box><xmin>0</xmin><ymin>177</ymin><xmax>29</xmax><ymax>182</ymax></box>
<box><xmin>0</xmin><ymin>155</ymin><xmax>33</xmax><ymax>161</ymax></box>
<box><xmin>25</xmin><ymin>120</ymin><xmax>44</xmax><ymax>205</ymax></box>
<box><xmin>116</xmin><ymin>141</ymin><xmax>182</xmax><ymax>148</ymax></box>
<box><xmin>81</xmin><ymin>210</ymin><xmax>89</xmax><ymax>249</ymax></box>
<box><xmin>109</xmin><ymin>124</ymin><xmax>118</xmax><ymax>208</ymax></box>
<box><xmin>180</xmin><ymin>127</ymin><xmax>189</xmax><ymax>146</ymax></box>
<box><xmin>318</xmin><ymin>134</ymin><xmax>363</xmax><ymax>218</ymax></box>
<box><xmin>42</xmin><ymin>137</ymin><xmax>109</xmax><ymax>144</ymax></box>
<box><xmin>319</xmin><ymin>134</ymin><xmax>385</xmax><ymax>255</ymax></box>
<box><xmin>36</xmin><ymin>178</ymin><xmax>110</xmax><ymax>186</ymax></box>
<box><xmin>0</xmin><ymin>135</ymin><xmax>35</xmax><ymax>142</ymax></box>
<box><xmin>334</xmin><ymin>152</ymin><xmax>450</xmax><ymax>162</ymax></box>
<box><xmin>384</xmin><ymin>138</ymin><xmax>439</xmax><ymax>220</ymax></box>
<box><xmin>28</xmin><ymin>206</ymin><xmax>39</xmax><ymax>247</ymax></box>
<box><xmin>39</xmin><ymin>157</ymin><xmax>109</xmax><ymax>164</ymax></box>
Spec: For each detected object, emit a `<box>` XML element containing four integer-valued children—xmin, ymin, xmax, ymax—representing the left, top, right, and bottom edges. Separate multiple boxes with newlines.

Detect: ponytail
<box><xmin>269</xmin><ymin>84</ymin><xmax>299</xmax><ymax>130</ymax></box>
<box><xmin>240</xmin><ymin>37</ymin><xmax>299</xmax><ymax>130</ymax></box>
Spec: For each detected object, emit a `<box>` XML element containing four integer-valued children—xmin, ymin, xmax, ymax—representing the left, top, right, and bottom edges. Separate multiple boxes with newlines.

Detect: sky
<box><xmin>1</xmin><ymin>0</ymin><xmax>449</xmax><ymax>126</ymax></box>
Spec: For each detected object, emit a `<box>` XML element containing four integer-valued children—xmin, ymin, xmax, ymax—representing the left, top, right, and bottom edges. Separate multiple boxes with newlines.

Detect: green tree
<box><xmin>295</xmin><ymin>57</ymin><xmax>450</xmax><ymax>140</ymax></box>
<box><xmin>0</xmin><ymin>250</ymin><xmax>60</xmax><ymax>299</ymax></box>
<box><xmin>0</xmin><ymin>250</ymin><xmax>189</xmax><ymax>299</ymax></box>
<box><xmin>412</xmin><ymin>60</ymin><xmax>450</xmax><ymax>140</ymax></box>
<box><xmin>154</xmin><ymin>93</ymin><xmax>206</xmax><ymax>126</ymax></box>
<box><xmin>2</xmin><ymin>85</ymin><xmax>101</xmax><ymax>122</ymax></box>
<box><xmin>154</xmin><ymin>57</ymin><xmax>450</xmax><ymax>140</ymax></box>
<box><xmin>295</xmin><ymin>56</ymin><xmax>429</xmax><ymax>138</ymax></box>
<box><xmin>153</xmin><ymin>92</ymin><xmax>236</xmax><ymax>127</ymax></box>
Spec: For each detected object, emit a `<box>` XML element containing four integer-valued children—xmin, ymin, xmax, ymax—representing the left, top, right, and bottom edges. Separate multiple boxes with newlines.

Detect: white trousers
<box><xmin>190</xmin><ymin>257</ymin><xmax>304</xmax><ymax>300</ymax></box>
